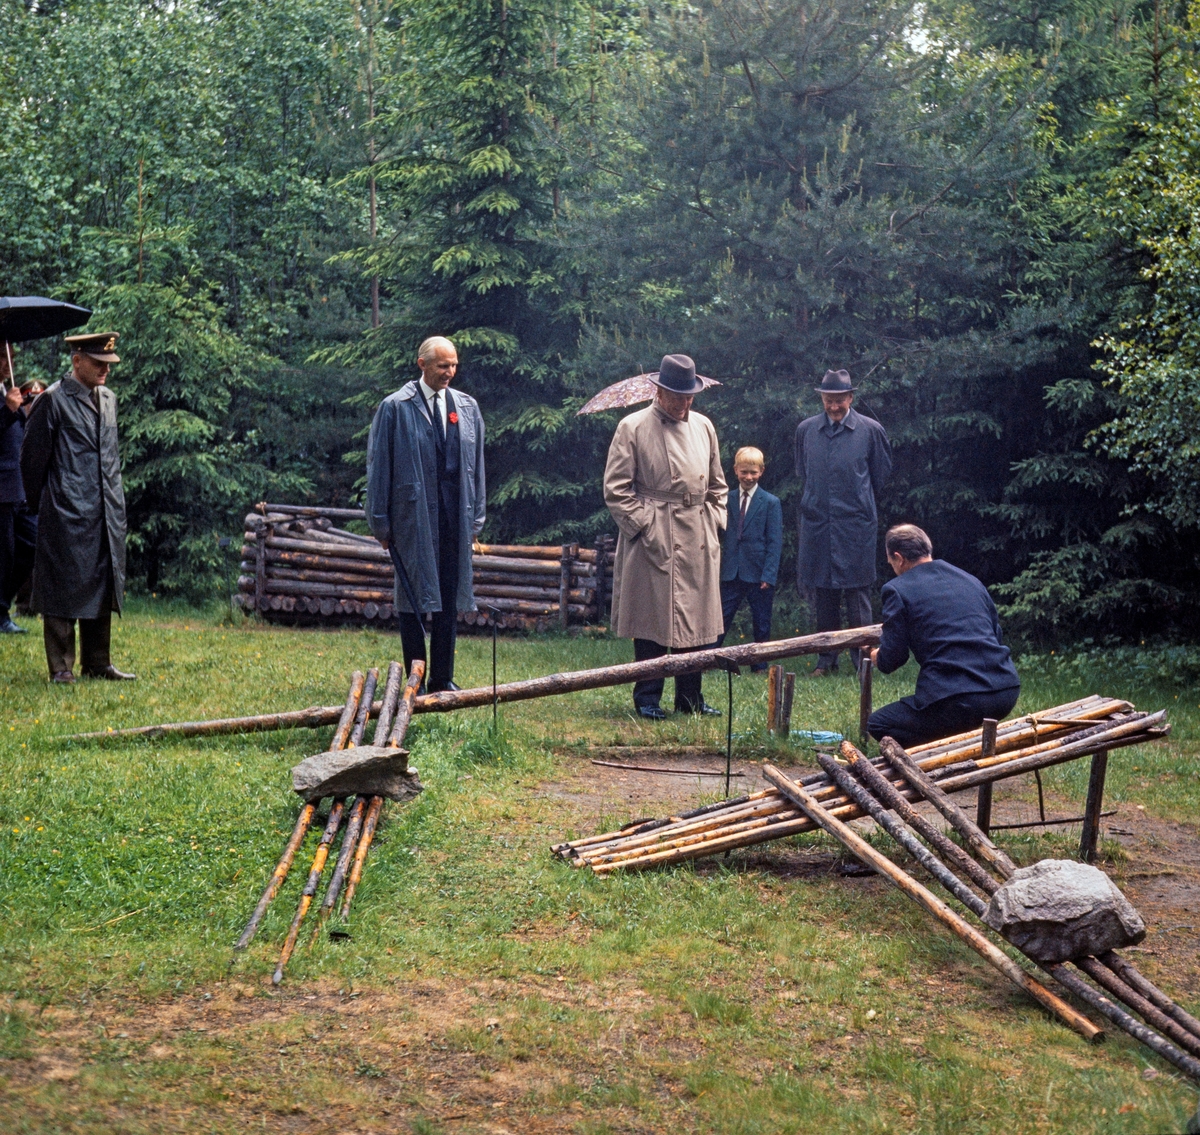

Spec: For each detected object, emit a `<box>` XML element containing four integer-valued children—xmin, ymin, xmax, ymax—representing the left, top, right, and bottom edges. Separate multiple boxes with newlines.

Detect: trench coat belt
<box><xmin>635</xmin><ymin>484</ymin><xmax>699</xmax><ymax>508</ymax></box>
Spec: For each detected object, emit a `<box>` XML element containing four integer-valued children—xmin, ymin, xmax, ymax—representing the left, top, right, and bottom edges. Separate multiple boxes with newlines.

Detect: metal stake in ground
<box><xmin>726</xmin><ymin>668</ymin><xmax>734</xmax><ymax>798</ymax></box>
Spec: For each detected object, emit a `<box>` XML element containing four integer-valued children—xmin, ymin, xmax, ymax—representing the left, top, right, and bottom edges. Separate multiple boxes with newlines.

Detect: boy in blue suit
<box><xmin>717</xmin><ymin>447</ymin><xmax>783</xmax><ymax>671</ymax></box>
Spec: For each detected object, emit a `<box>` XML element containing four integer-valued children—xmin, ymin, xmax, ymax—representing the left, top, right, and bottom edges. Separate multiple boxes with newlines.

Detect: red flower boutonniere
<box><xmin>448</xmin><ymin>411</ymin><xmax>458</xmax><ymax>425</ymax></box>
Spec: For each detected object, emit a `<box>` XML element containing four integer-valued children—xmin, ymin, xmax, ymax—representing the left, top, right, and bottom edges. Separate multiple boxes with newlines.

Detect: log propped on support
<box><xmin>65</xmin><ymin>625</ymin><xmax>882</xmax><ymax>742</ymax></box>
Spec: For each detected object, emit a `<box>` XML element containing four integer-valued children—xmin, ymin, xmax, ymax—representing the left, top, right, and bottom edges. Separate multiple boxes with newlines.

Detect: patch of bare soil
<box><xmin>1</xmin><ymin>976</ymin><xmax>681</xmax><ymax>1134</ymax></box>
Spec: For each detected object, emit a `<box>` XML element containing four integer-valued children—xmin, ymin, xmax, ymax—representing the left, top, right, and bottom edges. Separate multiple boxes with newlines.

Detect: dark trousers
<box><xmin>812</xmin><ymin>586</ymin><xmax>872</xmax><ymax>671</ymax></box>
<box><xmin>868</xmin><ymin>686</ymin><xmax>1020</xmax><ymax>750</ymax></box>
<box><xmin>0</xmin><ymin>504</ymin><xmax>36</xmax><ymax>617</ymax></box>
<box><xmin>717</xmin><ymin>580</ymin><xmax>775</xmax><ymax>671</ymax></box>
<box><xmin>44</xmin><ymin>611</ymin><xmax>112</xmax><ymax>676</ymax></box>
<box><xmin>632</xmin><ymin>638</ymin><xmax>717</xmax><ymax>712</ymax></box>
<box><xmin>397</xmin><ymin>507</ymin><xmax>460</xmax><ymax>692</ymax></box>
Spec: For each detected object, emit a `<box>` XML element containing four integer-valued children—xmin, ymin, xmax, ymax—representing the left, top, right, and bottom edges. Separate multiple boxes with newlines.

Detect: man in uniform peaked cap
<box><xmin>794</xmin><ymin>368</ymin><xmax>892</xmax><ymax>676</ymax></box>
<box><xmin>20</xmin><ymin>331</ymin><xmax>135</xmax><ymax>683</ymax></box>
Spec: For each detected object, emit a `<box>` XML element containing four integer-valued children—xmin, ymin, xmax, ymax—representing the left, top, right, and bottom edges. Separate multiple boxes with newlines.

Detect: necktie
<box><xmin>430</xmin><ymin>391</ymin><xmax>445</xmax><ymax>442</ymax></box>
<box><xmin>739</xmin><ymin>491</ymin><xmax>748</xmax><ymax>537</ymax></box>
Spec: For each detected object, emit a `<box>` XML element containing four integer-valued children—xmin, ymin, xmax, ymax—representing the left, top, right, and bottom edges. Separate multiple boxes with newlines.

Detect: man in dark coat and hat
<box><xmin>366</xmin><ymin>335</ymin><xmax>486</xmax><ymax>693</ymax></box>
<box><xmin>0</xmin><ymin>348</ymin><xmax>41</xmax><ymax>635</ymax></box>
<box><xmin>20</xmin><ymin>332</ymin><xmax>135</xmax><ymax>683</ymax></box>
<box><xmin>794</xmin><ymin>369</ymin><xmax>892</xmax><ymax>675</ymax></box>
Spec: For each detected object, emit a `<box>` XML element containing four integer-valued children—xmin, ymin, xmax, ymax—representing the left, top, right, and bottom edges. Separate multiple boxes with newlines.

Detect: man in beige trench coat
<box><xmin>604</xmin><ymin>354</ymin><xmax>728</xmax><ymax>719</ymax></box>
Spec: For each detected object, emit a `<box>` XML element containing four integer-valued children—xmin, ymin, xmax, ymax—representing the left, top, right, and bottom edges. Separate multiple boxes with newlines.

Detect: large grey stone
<box><xmin>291</xmin><ymin>745</ymin><xmax>422</xmax><ymax>803</ymax></box>
<box><xmin>981</xmin><ymin>859</ymin><xmax>1145</xmax><ymax>963</ymax></box>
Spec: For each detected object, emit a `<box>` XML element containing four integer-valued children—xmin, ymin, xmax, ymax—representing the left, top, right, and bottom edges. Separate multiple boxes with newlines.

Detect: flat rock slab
<box><xmin>982</xmin><ymin>858</ymin><xmax>1145</xmax><ymax>962</ymax></box>
<box><xmin>292</xmin><ymin>745</ymin><xmax>422</xmax><ymax>803</ymax></box>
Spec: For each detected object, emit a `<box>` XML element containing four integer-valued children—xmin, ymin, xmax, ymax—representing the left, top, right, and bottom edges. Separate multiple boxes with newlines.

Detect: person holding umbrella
<box><xmin>794</xmin><ymin>368</ymin><xmax>892</xmax><ymax>677</ymax></box>
<box><xmin>603</xmin><ymin>354</ymin><xmax>728</xmax><ymax>718</ymax></box>
<box><xmin>0</xmin><ymin>349</ymin><xmax>41</xmax><ymax>634</ymax></box>
<box><xmin>20</xmin><ymin>332</ymin><xmax>135</xmax><ymax>683</ymax></box>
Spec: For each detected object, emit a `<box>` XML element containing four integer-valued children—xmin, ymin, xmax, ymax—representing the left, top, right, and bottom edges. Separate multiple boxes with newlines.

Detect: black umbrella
<box><xmin>0</xmin><ymin>296</ymin><xmax>92</xmax><ymax>391</ymax></box>
<box><xmin>0</xmin><ymin>297</ymin><xmax>92</xmax><ymax>344</ymax></box>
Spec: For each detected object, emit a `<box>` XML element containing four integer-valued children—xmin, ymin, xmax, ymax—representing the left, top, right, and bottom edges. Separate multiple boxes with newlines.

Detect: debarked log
<box><xmin>66</xmin><ymin>626</ymin><xmax>882</xmax><ymax>742</ymax></box>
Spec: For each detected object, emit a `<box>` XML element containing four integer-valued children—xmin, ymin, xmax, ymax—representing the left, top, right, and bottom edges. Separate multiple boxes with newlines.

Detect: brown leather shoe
<box><xmin>51</xmin><ymin>670</ymin><xmax>76</xmax><ymax>684</ymax></box>
<box><xmin>83</xmin><ymin>665</ymin><xmax>137</xmax><ymax>681</ymax></box>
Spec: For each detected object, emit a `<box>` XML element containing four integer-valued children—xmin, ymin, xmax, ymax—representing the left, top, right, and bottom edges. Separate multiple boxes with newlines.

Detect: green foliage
<box><xmin>4</xmin><ymin>0</ymin><xmax>1200</xmax><ymax>632</ymax></box>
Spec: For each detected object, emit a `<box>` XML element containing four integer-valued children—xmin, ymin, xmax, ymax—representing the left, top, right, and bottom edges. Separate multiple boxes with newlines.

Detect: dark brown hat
<box><xmin>815</xmin><ymin>368</ymin><xmax>855</xmax><ymax>393</ymax></box>
<box><xmin>648</xmin><ymin>354</ymin><xmax>707</xmax><ymax>395</ymax></box>
<box><xmin>64</xmin><ymin>331</ymin><xmax>120</xmax><ymax>363</ymax></box>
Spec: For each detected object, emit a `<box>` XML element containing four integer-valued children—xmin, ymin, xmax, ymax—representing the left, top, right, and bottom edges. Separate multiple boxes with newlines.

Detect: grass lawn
<box><xmin>0</xmin><ymin>599</ymin><xmax>1197</xmax><ymax>1133</ymax></box>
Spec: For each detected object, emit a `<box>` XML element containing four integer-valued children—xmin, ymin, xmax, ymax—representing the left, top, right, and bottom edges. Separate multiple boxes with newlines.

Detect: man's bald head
<box><xmin>416</xmin><ymin>336</ymin><xmax>458</xmax><ymax>391</ymax></box>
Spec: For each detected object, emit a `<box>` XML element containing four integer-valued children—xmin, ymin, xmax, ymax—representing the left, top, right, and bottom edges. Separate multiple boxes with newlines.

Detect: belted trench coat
<box><xmin>20</xmin><ymin>374</ymin><xmax>127</xmax><ymax>619</ymax></box>
<box><xmin>604</xmin><ymin>403</ymin><xmax>728</xmax><ymax>648</ymax></box>
<box><xmin>365</xmin><ymin>380</ymin><xmax>486</xmax><ymax>614</ymax></box>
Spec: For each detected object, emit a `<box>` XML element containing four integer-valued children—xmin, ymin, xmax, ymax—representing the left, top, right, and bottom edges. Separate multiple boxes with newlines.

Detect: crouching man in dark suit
<box><xmin>716</xmin><ymin>447</ymin><xmax>783</xmax><ymax>672</ymax></box>
<box><xmin>866</xmin><ymin>524</ymin><xmax>1019</xmax><ymax>748</ymax></box>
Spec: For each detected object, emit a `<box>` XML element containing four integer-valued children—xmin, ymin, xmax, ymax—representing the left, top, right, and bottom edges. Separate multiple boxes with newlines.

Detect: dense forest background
<box><xmin>4</xmin><ymin>0</ymin><xmax>1200</xmax><ymax>644</ymax></box>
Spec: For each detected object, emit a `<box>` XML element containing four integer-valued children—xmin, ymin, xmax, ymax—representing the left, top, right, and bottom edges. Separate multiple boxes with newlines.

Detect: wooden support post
<box><xmin>766</xmin><ymin>664</ymin><xmax>782</xmax><ymax>733</ymax></box>
<box><xmin>858</xmin><ymin>656</ymin><xmax>873</xmax><ymax>742</ymax></box>
<box><xmin>976</xmin><ymin>718</ymin><xmax>998</xmax><ymax>836</ymax></box>
<box><xmin>780</xmin><ymin>672</ymin><xmax>795</xmax><ymax>736</ymax></box>
<box><xmin>1079</xmin><ymin>749</ymin><xmax>1109</xmax><ymax>863</ymax></box>
<box><xmin>254</xmin><ymin>525</ymin><xmax>266</xmax><ymax>615</ymax></box>
<box><xmin>559</xmin><ymin>544</ymin><xmax>575</xmax><ymax>630</ymax></box>
<box><xmin>593</xmin><ymin>537</ymin><xmax>609</xmax><ymax>623</ymax></box>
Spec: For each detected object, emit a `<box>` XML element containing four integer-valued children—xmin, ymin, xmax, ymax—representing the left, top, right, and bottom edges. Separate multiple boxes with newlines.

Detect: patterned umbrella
<box><xmin>576</xmin><ymin>372</ymin><xmax>721</xmax><ymax>415</ymax></box>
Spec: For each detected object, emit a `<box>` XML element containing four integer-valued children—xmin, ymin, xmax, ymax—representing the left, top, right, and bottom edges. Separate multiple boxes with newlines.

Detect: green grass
<box><xmin>0</xmin><ymin>599</ymin><xmax>1196</xmax><ymax>1132</ymax></box>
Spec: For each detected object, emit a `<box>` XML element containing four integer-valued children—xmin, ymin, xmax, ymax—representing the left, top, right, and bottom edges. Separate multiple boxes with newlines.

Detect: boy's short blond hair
<box><xmin>733</xmin><ymin>446</ymin><xmax>765</xmax><ymax>469</ymax></box>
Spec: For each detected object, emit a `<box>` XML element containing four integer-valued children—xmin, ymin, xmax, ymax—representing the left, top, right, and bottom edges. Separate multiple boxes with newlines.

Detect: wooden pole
<box><xmin>387</xmin><ymin>660</ymin><xmax>426</xmax><ymax>748</ymax></box>
<box><xmin>559</xmin><ymin>545</ymin><xmax>573</xmax><ymax>630</ymax></box>
<box><xmin>975</xmin><ymin>718</ymin><xmax>998</xmax><ymax>836</ymax></box>
<box><xmin>883</xmin><ymin>738</ymin><xmax>1016</xmax><ymax>878</ymax></box>
<box><xmin>780</xmin><ymin>672</ymin><xmax>796</xmax><ymax>736</ymax></box>
<box><xmin>1100</xmin><ymin>951</ymin><xmax>1200</xmax><ymax>1040</ymax></box>
<box><xmin>309</xmin><ymin>794</ymin><xmax>368</xmax><ymax>945</ymax></box>
<box><xmin>347</xmin><ymin>668</ymin><xmax>378</xmax><ymax>748</ymax></box>
<box><xmin>371</xmin><ymin>661</ymin><xmax>404</xmax><ymax>745</ymax></box>
<box><xmin>254</xmin><ymin>525</ymin><xmax>266</xmax><ymax>615</ymax></box>
<box><xmin>858</xmin><ymin>656</ymin><xmax>872</xmax><ymax>743</ymax></box>
<box><xmin>767</xmin><ymin>665</ymin><xmax>781</xmax><ymax>734</ymax></box>
<box><xmin>233</xmin><ymin>802</ymin><xmax>315</xmax><ymax>950</ymax></box>
<box><xmin>273</xmin><ymin>799</ymin><xmax>346</xmax><ymax>984</ymax></box>
<box><xmin>841</xmin><ymin>742</ymin><xmax>1001</xmax><ymax>896</ymax></box>
<box><xmin>339</xmin><ymin>795</ymin><xmax>384</xmax><ymax>918</ymax></box>
<box><xmin>330</xmin><ymin>671</ymin><xmax>366</xmax><ymax>752</ymax></box>
<box><xmin>1079</xmin><ymin>750</ymin><xmax>1109</xmax><ymax>863</ymax></box>
<box><xmin>762</xmin><ymin>764</ymin><xmax>1102</xmax><ymax>1041</ymax></box>
<box><xmin>67</xmin><ymin>626</ymin><xmax>882</xmax><ymax>741</ymax></box>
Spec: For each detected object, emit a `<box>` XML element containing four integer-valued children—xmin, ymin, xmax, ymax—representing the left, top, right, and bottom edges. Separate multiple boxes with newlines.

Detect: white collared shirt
<box><xmin>418</xmin><ymin>377</ymin><xmax>448</xmax><ymax>432</ymax></box>
<box><xmin>739</xmin><ymin>482</ymin><xmax>759</xmax><ymax>513</ymax></box>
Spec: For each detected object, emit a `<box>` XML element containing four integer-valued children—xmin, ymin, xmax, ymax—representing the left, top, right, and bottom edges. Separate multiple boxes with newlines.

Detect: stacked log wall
<box><xmin>235</xmin><ymin>505</ymin><xmax>615</xmax><ymax>631</ymax></box>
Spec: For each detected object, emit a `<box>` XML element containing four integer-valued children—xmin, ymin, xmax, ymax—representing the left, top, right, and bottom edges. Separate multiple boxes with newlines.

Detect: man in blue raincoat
<box><xmin>366</xmin><ymin>336</ymin><xmax>486</xmax><ymax>692</ymax></box>
<box><xmin>794</xmin><ymin>368</ymin><xmax>892</xmax><ymax>676</ymax></box>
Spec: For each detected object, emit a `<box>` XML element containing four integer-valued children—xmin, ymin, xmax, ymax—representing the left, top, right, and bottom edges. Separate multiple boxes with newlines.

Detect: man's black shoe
<box><xmin>636</xmin><ymin>705</ymin><xmax>667</xmax><ymax>721</ymax></box>
<box><xmin>0</xmin><ymin>617</ymin><xmax>26</xmax><ymax>634</ymax></box>
<box><xmin>83</xmin><ymin>665</ymin><xmax>137</xmax><ymax>681</ymax></box>
<box><xmin>693</xmin><ymin>702</ymin><xmax>722</xmax><ymax>717</ymax></box>
<box><xmin>428</xmin><ymin>680</ymin><xmax>461</xmax><ymax>693</ymax></box>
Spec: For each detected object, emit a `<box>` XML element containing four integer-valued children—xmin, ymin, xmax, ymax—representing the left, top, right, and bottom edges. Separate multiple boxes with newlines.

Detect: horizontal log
<box><xmin>474</xmin><ymin>584</ymin><xmax>589</xmax><ymax>603</ymax></box>
<box><xmin>260</xmin><ymin>548</ymin><xmax>393</xmax><ymax>576</ymax></box>
<box><xmin>67</xmin><ymin>625</ymin><xmax>882</xmax><ymax>742</ymax></box>
<box><xmin>258</xmin><ymin>565</ymin><xmax>392</xmax><ymax>588</ymax></box>
<box><xmin>266</xmin><ymin>535</ymin><xmax>391</xmax><ymax>563</ymax></box>
<box><xmin>473</xmin><ymin>597</ymin><xmax>589</xmax><ymax>616</ymax></box>
<box><xmin>260</xmin><ymin>578</ymin><xmax>393</xmax><ymax>601</ymax></box>
<box><xmin>258</xmin><ymin>502</ymin><xmax>367</xmax><ymax>521</ymax></box>
<box><xmin>472</xmin><ymin>554</ymin><xmax>581</xmax><ymax>575</ymax></box>
<box><xmin>411</xmin><ymin>625</ymin><xmax>882</xmax><ymax>714</ymax></box>
<box><xmin>472</xmin><ymin>569</ymin><xmax>562</xmax><ymax>586</ymax></box>
<box><xmin>472</xmin><ymin>543</ymin><xmax>564</xmax><ymax>560</ymax></box>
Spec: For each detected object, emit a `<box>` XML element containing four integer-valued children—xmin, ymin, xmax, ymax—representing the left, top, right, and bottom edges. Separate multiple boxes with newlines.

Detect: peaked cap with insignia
<box><xmin>64</xmin><ymin>331</ymin><xmax>120</xmax><ymax>363</ymax></box>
